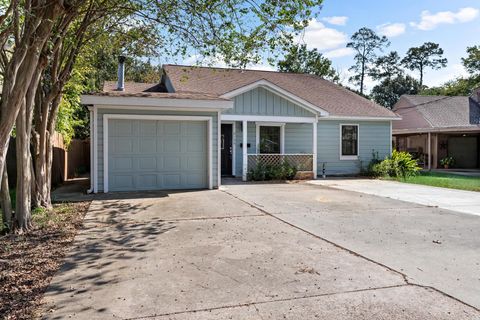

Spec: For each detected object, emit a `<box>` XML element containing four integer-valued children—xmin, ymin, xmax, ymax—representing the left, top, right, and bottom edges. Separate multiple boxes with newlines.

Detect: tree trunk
<box><xmin>0</xmin><ymin>1</ymin><xmax>64</xmax><ymax>189</ymax></box>
<box><xmin>1</xmin><ymin>164</ymin><xmax>12</xmax><ymax>233</ymax></box>
<box><xmin>14</xmin><ymin>102</ymin><xmax>33</xmax><ymax>233</ymax></box>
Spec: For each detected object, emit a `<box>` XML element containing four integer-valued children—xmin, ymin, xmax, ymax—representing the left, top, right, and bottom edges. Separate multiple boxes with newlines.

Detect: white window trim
<box><xmin>255</xmin><ymin>122</ymin><xmax>285</xmax><ymax>154</ymax></box>
<box><xmin>339</xmin><ymin>123</ymin><xmax>359</xmax><ymax>161</ymax></box>
<box><xmin>221</xmin><ymin>121</ymin><xmax>236</xmax><ymax>176</ymax></box>
<box><xmin>102</xmin><ymin>114</ymin><xmax>213</xmax><ymax>193</ymax></box>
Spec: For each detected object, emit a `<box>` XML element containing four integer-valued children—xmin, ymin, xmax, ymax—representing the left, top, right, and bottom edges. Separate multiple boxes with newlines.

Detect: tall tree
<box><xmin>401</xmin><ymin>42</ymin><xmax>447</xmax><ymax>87</ymax></box>
<box><xmin>277</xmin><ymin>44</ymin><xmax>339</xmax><ymax>81</ymax></box>
<box><xmin>371</xmin><ymin>75</ymin><xmax>420</xmax><ymax>109</ymax></box>
<box><xmin>347</xmin><ymin>27</ymin><xmax>390</xmax><ymax>94</ymax></box>
<box><xmin>462</xmin><ymin>45</ymin><xmax>480</xmax><ymax>75</ymax></box>
<box><xmin>369</xmin><ymin>51</ymin><xmax>403</xmax><ymax>81</ymax></box>
<box><xmin>1</xmin><ymin>0</ymin><xmax>324</xmax><ymax>232</ymax></box>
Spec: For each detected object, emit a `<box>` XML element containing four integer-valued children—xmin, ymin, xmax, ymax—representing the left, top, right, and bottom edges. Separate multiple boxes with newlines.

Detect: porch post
<box><xmin>427</xmin><ymin>132</ymin><xmax>431</xmax><ymax>171</ymax></box>
<box><xmin>242</xmin><ymin>120</ymin><xmax>248</xmax><ymax>181</ymax></box>
<box><xmin>312</xmin><ymin>118</ymin><xmax>318</xmax><ymax>179</ymax></box>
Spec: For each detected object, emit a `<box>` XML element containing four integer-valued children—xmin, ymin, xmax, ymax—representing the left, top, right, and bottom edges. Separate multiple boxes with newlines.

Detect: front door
<box><xmin>221</xmin><ymin>124</ymin><xmax>233</xmax><ymax>176</ymax></box>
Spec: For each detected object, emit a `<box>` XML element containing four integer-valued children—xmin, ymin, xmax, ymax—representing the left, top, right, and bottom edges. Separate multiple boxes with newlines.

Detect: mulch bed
<box><xmin>0</xmin><ymin>201</ymin><xmax>91</xmax><ymax>320</ymax></box>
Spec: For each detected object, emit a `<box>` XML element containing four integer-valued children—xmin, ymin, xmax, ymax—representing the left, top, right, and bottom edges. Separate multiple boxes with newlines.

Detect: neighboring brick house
<box><xmin>392</xmin><ymin>88</ymin><xmax>480</xmax><ymax>169</ymax></box>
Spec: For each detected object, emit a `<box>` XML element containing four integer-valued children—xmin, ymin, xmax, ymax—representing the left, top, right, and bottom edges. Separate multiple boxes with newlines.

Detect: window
<box><xmin>340</xmin><ymin>124</ymin><xmax>358</xmax><ymax>159</ymax></box>
<box><xmin>259</xmin><ymin>126</ymin><xmax>281</xmax><ymax>154</ymax></box>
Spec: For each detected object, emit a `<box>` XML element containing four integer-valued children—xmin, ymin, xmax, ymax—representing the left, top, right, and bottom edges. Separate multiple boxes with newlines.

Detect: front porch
<box><xmin>394</xmin><ymin>130</ymin><xmax>480</xmax><ymax>170</ymax></box>
<box><xmin>221</xmin><ymin>117</ymin><xmax>317</xmax><ymax>181</ymax></box>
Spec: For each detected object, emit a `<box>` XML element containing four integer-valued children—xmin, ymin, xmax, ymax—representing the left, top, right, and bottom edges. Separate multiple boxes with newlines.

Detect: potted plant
<box><xmin>440</xmin><ymin>156</ymin><xmax>454</xmax><ymax>169</ymax></box>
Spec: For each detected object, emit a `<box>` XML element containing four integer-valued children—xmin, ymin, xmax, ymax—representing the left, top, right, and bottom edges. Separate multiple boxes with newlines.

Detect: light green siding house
<box><xmin>82</xmin><ymin>64</ymin><xmax>399</xmax><ymax>193</ymax></box>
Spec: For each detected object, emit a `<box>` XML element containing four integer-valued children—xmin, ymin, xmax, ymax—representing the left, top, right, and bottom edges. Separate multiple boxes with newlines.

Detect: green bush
<box><xmin>372</xmin><ymin>150</ymin><xmax>421</xmax><ymax>179</ymax></box>
<box><xmin>248</xmin><ymin>161</ymin><xmax>297</xmax><ymax>181</ymax></box>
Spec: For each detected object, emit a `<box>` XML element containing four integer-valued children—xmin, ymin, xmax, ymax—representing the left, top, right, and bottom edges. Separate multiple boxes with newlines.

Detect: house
<box><xmin>81</xmin><ymin>62</ymin><xmax>399</xmax><ymax>193</ymax></box>
<box><xmin>392</xmin><ymin>89</ymin><xmax>480</xmax><ymax>169</ymax></box>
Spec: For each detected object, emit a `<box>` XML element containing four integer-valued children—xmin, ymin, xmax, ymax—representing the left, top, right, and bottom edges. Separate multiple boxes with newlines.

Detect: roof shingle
<box><xmin>163</xmin><ymin>65</ymin><xmax>398</xmax><ymax>118</ymax></box>
<box><xmin>393</xmin><ymin>95</ymin><xmax>480</xmax><ymax>131</ymax></box>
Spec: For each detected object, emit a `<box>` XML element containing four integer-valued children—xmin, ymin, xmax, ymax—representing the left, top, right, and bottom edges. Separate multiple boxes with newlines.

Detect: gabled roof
<box><xmin>393</xmin><ymin>94</ymin><xmax>480</xmax><ymax>132</ymax></box>
<box><xmin>163</xmin><ymin>65</ymin><xmax>398</xmax><ymax>118</ymax></box>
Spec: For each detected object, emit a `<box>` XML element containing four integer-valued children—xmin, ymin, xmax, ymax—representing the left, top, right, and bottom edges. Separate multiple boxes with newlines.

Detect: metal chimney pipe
<box><xmin>117</xmin><ymin>55</ymin><xmax>126</xmax><ymax>91</ymax></box>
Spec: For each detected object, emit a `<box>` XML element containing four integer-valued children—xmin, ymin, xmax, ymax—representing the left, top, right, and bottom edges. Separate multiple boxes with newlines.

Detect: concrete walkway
<box><xmin>309</xmin><ymin>178</ymin><xmax>480</xmax><ymax>216</ymax></box>
<box><xmin>41</xmin><ymin>187</ymin><xmax>479</xmax><ymax>319</ymax></box>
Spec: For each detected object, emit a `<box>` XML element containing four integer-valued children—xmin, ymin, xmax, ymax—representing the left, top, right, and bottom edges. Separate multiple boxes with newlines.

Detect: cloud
<box><xmin>324</xmin><ymin>47</ymin><xmax>355</xmax><ymax>59</ymax></box>
<box><xmin>299</xmin><ymin>19</ymin><xmax>348</xmax><ymax>51</ymax></box>
<box><xmin>421</xmin><ymin>63</ymin><xmax>470</xmax><ymax>87</ymax></box>
<box><xmin>321</xmin><ymin>16</ymin><xmax>348</xmax><ymax>26</ymax></box>
<box><xmin>411</xmin><ymin>7</ymin><xmax>479</xmax><ymax>31</ymax></box>
<box><xmin>377</xmin><ymin>23</ymin><xmax>406</xmax><ymax>37</ymax></box>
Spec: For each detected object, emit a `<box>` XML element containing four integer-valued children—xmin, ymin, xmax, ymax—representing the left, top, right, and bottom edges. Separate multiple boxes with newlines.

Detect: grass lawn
<box><xmin>389</xmin><ymin>171</ymin><xmax>480</xmax><ymax>192</ymax></box>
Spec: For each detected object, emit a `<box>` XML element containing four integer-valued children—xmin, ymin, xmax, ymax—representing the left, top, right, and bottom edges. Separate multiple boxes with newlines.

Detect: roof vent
<box><xmin>117</xmin><ymin>55</ymin><xmax>126</xmax><ymax>91</ymax></box>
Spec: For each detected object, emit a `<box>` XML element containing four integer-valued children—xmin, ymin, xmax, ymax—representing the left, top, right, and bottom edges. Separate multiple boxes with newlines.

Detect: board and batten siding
<box><xmin>95</xmin><ymin>108</ymin><xmax>219</xmax><ymax>192</ymax></box>
<box><xmin>225</xmin><ymin>87</ymin><xmax>315</xmax><ymax>117</ymax></box>
<box><xmin>317</xmin><ymin>120</ymin><xmax>391</xmax><ymax>175</ymax></box>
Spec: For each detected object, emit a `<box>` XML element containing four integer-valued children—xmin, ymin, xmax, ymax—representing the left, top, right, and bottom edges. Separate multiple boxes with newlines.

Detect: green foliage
<box><xmin>371</xmin><ymin>74</ymin><xmax>421</xmax><ymax>108</ymax></box>
<box><xmin>462</xmin><ymin>45</ymin><xmax>480</xmax><ymax>75</ymax></box>
<box><xmin>347</xmin><ymin>27</ymin><xmax>390</xmax><ymax>94</ymax></box>
<box><xmin>278</xmin><ymin>44</ymin><xmax>339</xmax><ymax>81</ymax></box>
<box><xmin>440</xmin><ymin>156</ymin><xmax>455</xmax><ymax>167</ymax></box>
<box><xmin>421</xmin><ymin>75</ymin><xmax>480</xmax><ymax>96</ymax></box>
<box><xmin>369</xmin><ymin>51</ymin><xmax>403</xmax><ymax>80</ymax></box>
<box><xmin>401</xmin><ymin>42</ymin><xmax>447</xmax><ymax>87</ymax></box>
<box><xmin>361</xmin><ymin>150</ymin><xmax>382</xmax><ymax>176</ymax></box>
<box><xmin>248</xmin><ymin>161</ymin><xmax>297</xmax><ymax>181</ymax></box>
<box><xmin>371</xmin><ymin>150</ymin><xmax>421</xmax><ymax>180</ymax></box>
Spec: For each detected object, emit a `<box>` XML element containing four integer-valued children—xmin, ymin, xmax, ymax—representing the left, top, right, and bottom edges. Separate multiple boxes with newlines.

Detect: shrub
<box><xmin>372</xmin><ymin>150</ymin><xmax>421</xmax><ymax>180</ymax></box>
<box><xmin>361</xmin><ymin>150</ymin><xmax>382</xmax><ymax>176</ymax></box>
<box><xmin>248</xmin><ymin>161</ymin><xmax>297</xmax><ymax>181</ymax></box>
<box><xmin>440</xmin><ymin>156</ymin><xmax>454</xmax><ymax>167</ymax></box>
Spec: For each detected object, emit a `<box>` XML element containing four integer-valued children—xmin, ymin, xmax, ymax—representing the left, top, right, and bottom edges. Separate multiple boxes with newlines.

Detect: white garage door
<box><xmin>108</xmin><ymin>119</ymin><xmax>208</xmax><ymax>191</ymax></box>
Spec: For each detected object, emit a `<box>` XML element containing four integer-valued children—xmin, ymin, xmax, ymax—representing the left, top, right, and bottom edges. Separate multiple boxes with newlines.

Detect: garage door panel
<box><xmin>140</xmin><ymin>138</ymin><xmax>157</xmax><ymax>153</ymax></box>
<box><xmin>139</xmin><ymin>120</ymin><xmax>157</xmax><ymax>136</ymax></box>
<box><xmin>164</xmin><ymin>122</ymin><xmax>181</xmax><ymax>135</ymax></box>
<box><xmin>138</xmin><ymin>157</ymin><xmax>157</xmax><ymax>170</ymax></box>
<box><xmin>186</xmin><ymin>173</ymin><xmax>206</xmax><ymax>187</ymax></box>
<box><xmin>137</xmin><ymin>174</ymin><xmax>158</xmax><ymax>188</ymax></box>
<box><xmin>113</xmin><ymin>119</ymin><xmax>134</xmax><ymax>136</ymax></box>
<box><xmin>108</xmin><ymin>119</ymin><xmax>208</xmax><ymax>191</ymax></box>
<box><xmin>164</xmin><ymin>174</ymin><xmax>181</xmax><ymax>188</ymax></box>
<box><xmin>186</xmin><ymin>156</ymin><xmax>206</xmax><ymax>170</ymax></box>
<box><xmin>112</xmin><ymin>175</ymin><xmax>134</xmax><ymax>189</ymax></box>
<box><xmin>113</xmin><ymin>137</ymin><xmax>134</xmax><ymax>154</ymax></box>
<box><xmin>164</xmin><ymin>156</ymin><xmax>181</xmax><ymax>170</ymax></box>
<box><xmin>164</xmin><ymin>139</ymin><xmax>181</xmax><ymax>152</ymax></box>
<box><xmin>113</xmin><ymin>157</ymin><xmax>133</xmax><ymax>170</ymax></box>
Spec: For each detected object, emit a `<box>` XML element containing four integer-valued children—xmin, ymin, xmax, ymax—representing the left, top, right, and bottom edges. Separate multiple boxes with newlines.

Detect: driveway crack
<box><xmin>219</xmin><ymin>189</ymin><xmax>480</xmax><ymax>313</ymax></box>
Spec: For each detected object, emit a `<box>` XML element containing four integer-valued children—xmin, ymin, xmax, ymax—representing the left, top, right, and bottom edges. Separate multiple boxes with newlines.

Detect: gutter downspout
<box><xmin>86</xmin><ymin>107</ymin><xmax>94</xmax><ymax>194</ymax></box>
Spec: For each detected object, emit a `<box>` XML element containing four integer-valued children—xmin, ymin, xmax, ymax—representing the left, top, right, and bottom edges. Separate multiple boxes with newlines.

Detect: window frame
<box><xmin>339</xmin><ymin>123</ymin><xmax>359</xmax><ymax>160</ymax></box>
<box><xmin>255</xmin><ymin>123</ymin><xmax>285</xmax><ymax>154</ymax></box>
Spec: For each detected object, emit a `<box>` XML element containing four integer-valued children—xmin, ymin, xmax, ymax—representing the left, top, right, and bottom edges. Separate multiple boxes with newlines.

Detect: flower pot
<box><xmin>444</xmin><ymin>164</ymin><xmax>449</xmax><ymax>169</ymax></box>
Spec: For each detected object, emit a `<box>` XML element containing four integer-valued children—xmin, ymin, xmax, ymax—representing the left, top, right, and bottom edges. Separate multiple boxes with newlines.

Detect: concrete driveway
<box><xmin>42</xmin><ymin>185</ymin><xmax>479</xmax><ymax>319</ymax></box>
<box><xmin>309</xmin><ymin>178</ymin><xmax>480</xmax><ymax>216</ymax></box>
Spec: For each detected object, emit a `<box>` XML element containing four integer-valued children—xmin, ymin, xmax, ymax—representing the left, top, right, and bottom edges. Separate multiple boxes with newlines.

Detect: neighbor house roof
<box><xmin>392</xmin><ymin>94</ymin><xmax>480</xmax><ymax>133</ymax></box>
<box><xmin>162</xmin><ymin>65</ymin><xmax>398</xmax><ymax>118</ymax></box>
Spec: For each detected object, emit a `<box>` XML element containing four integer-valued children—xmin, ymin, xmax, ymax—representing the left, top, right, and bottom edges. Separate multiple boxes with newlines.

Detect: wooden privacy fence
<box><xmin>6</xmin><ymin>132</ymin><xmax>90</xmax><ymax>187</ymax></box>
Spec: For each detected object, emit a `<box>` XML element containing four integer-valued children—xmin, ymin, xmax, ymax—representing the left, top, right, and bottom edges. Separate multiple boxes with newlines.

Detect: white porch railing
<box><xmin>247</xmin><ymin>154</ymin><xmax>314</xmax><ymax>172</ymax></box>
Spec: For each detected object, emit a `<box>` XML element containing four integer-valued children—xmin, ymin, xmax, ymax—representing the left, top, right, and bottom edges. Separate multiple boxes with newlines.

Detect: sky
<box><xmin>306</xmin><ymin>0</ymin><xmax>480</xmax><ymax>90</ymax></box>
<box><xmin>182</xmin><ymin>0</ymin><xmax>479</xmax><ymax>92</ymax></box>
